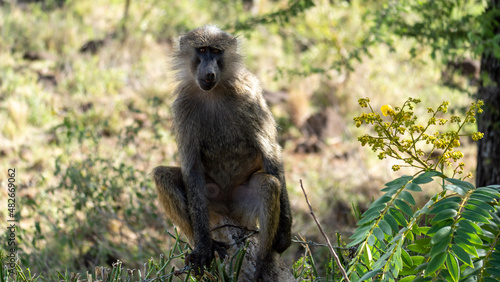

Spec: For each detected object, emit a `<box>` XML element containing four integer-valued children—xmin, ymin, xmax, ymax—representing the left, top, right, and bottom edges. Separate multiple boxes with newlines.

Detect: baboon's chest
<box><xmin>200</xmin><ymin>135</ymin><xmax>262</xmax><ymax>188</ymax></box>
<box><xmin>177</xmin><ymin>95</ymin><xmax>264</xmax><ymax>187</ymax></box>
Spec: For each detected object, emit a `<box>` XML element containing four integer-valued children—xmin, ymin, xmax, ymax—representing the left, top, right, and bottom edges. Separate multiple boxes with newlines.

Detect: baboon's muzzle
<box><xmin>198</xmin><ymin>60</ymin><xmax>219</xmax><ymax>91</ymax></box>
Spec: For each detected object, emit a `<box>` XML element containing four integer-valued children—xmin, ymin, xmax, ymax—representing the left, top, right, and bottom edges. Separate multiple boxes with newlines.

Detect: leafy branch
<box><xmin>346</xmin><ymin>98</ymin><xmax>500</xmax><ymax>281</ymax></box>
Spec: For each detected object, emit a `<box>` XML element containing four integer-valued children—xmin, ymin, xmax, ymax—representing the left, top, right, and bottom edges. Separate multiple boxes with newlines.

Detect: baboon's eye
<box><xmin>199</xmin><ymin>48</ymin><xmax>206</xmax><ymax>53</ymax></box>
<box><xmin>212</xmin><ymin>48</ymin><xmax>220</xmax><ymax>53</ymax></box>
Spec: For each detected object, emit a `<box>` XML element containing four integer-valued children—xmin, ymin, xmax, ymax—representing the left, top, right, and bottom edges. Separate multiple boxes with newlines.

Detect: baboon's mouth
<box><xmin>199</xmin><ymin>79</ymin><xmax>217</xmax><ymax>91</ymax></box>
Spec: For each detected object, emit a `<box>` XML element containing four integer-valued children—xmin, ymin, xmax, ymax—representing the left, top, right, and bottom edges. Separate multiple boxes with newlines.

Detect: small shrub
<box><xmin>345</xmin><ymin>98</ymin><xmax>500</xmax><ymax>281</ymax></box>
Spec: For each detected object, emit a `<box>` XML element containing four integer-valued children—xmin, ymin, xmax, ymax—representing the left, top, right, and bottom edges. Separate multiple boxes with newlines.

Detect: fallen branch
<box><xmin>300</xmin><ymin>179</ymin><xmax>350</xmax><ymax>282</ymax></box>
<box><xmin>292</xmin><ymin>238</ymin><xmax>356</xmax><ymax>251</ymax></box>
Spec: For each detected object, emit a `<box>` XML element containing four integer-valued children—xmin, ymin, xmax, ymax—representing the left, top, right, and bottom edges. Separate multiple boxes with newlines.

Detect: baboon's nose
<box><xmin>205</xmin><ymin>72</ymin><xmax>215</xmax><ymax>82</ymax></box>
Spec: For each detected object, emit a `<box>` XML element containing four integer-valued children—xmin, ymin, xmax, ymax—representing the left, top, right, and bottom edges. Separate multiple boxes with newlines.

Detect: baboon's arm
<box><xmin>183</xmin><ymin>163</ymin><xmax>210</xmax><ymax>245</ymax></box>
<box><xmin>179</xmin><ymin>146</ymin><xmax>218</xmax><ymax>274</ymax></box>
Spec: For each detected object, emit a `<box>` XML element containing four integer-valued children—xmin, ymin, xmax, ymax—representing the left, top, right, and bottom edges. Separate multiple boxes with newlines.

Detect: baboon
<box><xmin>152</xmin><ymin>25</ymin><xmax>292</xmax><ymax>281</ymax></box>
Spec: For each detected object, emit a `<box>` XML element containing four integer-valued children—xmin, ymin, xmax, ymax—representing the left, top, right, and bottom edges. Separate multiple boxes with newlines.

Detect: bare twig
<box><xmin>300</xmin><ymin>179</ymin><xmax>350</xmax><ymax>282</ymax></box>
<box><xmin>211</xmin><ymin>224</ymin><xmax>257</xmax><ymax>233</ymax></box>
<box><xmin>292</xmin><ymin>238</ymin><xmax>356</xmax><ymax>251</ymax></box>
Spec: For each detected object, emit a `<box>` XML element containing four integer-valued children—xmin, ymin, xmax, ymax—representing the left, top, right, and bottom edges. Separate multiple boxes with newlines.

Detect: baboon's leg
<box><xmin>232</xmin><ymin>172</ymin><xmax>281</xmax><ymax>281</ymax></box>
<box><xmin>273</xmin><ymin>181</ymin><xmax>292</xmax><ymax>253</ymax></box>
<box><xmin>152</xmin><ymin>166</ymin><xmax>193</xmax><ymax>243</ymax></box>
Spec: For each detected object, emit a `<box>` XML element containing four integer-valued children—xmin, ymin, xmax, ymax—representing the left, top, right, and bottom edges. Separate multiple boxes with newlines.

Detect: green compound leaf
<box><xmin>425</xmin><ymin>252</ymin><xmax>447</xmax><ymax>276</ymax></box>
<box><xmin>367</xmin><ymin>233</ymin><xmax>375</xmax><ymax>245</ymax></box>
<box><xmin>379</xmin><ymin>220</ymin><xmax>393</xmax><ymax>235</ymax></box>
<box><xmin>477</xmin><ymin>186</ymin><xmax>500</xmax><ymax>197</ymax></box>
<box><xmin>492</xmin><ymin>252</ymin><xmax>500</xmax><ymax>261</ymax></box>
<box><xmin>429</xmin><ymin>237</ymin><xmax>451</xmax><ymax>257</ymax></box>
<box><xmin>394</xmin><ymin>199</ymin><xmax>413</xmax><ymax>217</ymax></box>
<box><xmin>412</xmin><ymin>275</ymin><xmax>432</xmax><ymax>282</ymax></box>
<box><xmin>413</xmin><ymin>176</ymin><xmax>433</xmax><ymax>184</ymax></box>
<box><xmin>429</xmin><ymin>201</ymin><xmax>460</xmax><ymax>215</ymax></box>
<box><xmin>445</xmin><ymin>178</ymin><xmax>475</xmax><ymax>191</ymax></box>
<box><xmin>454</xmin><ymin>236</ymin><xmax>479</xmax><ymax>257</ymax></box>
<box><xmin>462</xmin><ymin>260</ymin><xmax>483</xmax><ymax>278</ymax></box>
<box><xmin>469</xmin><ymin>195</ymin><xmax>494</xmax><ymax>203</ymax></box>
<box><xmin>451</xmin><ymin>244</ymin><xmax>473</xmax><ymax>267</ymax></box>
<box><xmin>405</xmin><ymin>182</ymin><xmax>422</xmax><ymax>192</ymax></box>
<box><xmin>384</xmin><ymin>213</ymin><xmax>399</xmax><ymax>233</ymax></box>
<box><xmin>411</xmin><ymin>255</ymin><xmax>425</xmax><ymax>265</ymax></box>
<box><xmin>401</xmin><ymin>249</ymin><xmax>412</xmax><ymax>267</ymax></box>
<box><xmin>373</xmin><ymin>227</ymin><xmax>385</xmax><ymax>242</ymax></box>
<box><xmin>419</xmin><ymin>170</ymin><xmax>444</xmax><ymax>178</ymax></box>
<box><xmin>457</xmin><ymin>219</ymin><xmax>484</xmax><ymax>235</ymax></box>
<box><xmin>385</xmin><ymin>175</ymin><xmax>413</xmax><ymax>187</ymax></box>
<box><xmin>446</xmin><ymin>253</ymin><xmax>460</xmax><ymax>282</ymax></box>
<box><xmin>467</xmin><ymin>198</ymin><xmax>495</xmax><ymax>212</ymax></box>
<box><xmin>461</xmin><ymin>210</ymin><xmax>491</xmax><ymax>224</ymax></box>
<box><xmin>347</xmin><ymin>224</ymin><xmax>373</xmax><ymax>247</ymax></box>
<box><xmin>474</xmin><ymin>188</ymin><xmax>500</xmax><ymax>199</ymax></box>
<box><xmin>464</xmin><ymin>203</ymin><xmax>492</xmax><ymax>219</ymax></box>
<box><xmin>399</xmin><ymin>190</ymin><xmax>416</xmax><ymax>205</ymax></box>
<box><xmin>486</xmin><ymin>267</ymin><xmax>500</xmax><ymax>277</ymax></box>
<box><xmin>372</xmin><ymin>195</ymin><xmax>393</xmax><ymax>207</ymax></box>
<box><xmin>357</xmin><ymin>208</ymin><xmax>383</xmax><ymax>226</ymax></box>
<box><xmin>431</xmin><ymin>209</ymin><xmax>458</xmax><ymax>224</ymax></box>
<box><xmin>365</xmin><ymin>203</ymin><xmax>387</xmax><ymax>214</ymax></box>
<box><xmin>381</xmin><ymin>185</ymin><xmax>399</xmax><ymax>192</ymax></box>
<box><xmin>456</xmin><ymin>228</ymin><xmax>483</xmax><ymax>245</ymax></box>
<box><xmin>444</xmin><ymin>184</ymin><xmax>467</xmax><ymax>195</ymax></box>
<box><xmin>389</xmin><ymin>207</ymin><xmax>407</xmax><ymax>226</ymax></box>
<box><xmin>429</xmin><ymin>197</ymin><xmax>461</xmax><ymax>213</ymax></box>
<box><xmin>398</xmin><ymin>276</ymin><xmax>416</xmax><ymax>282</ymax></box>
<box><xmin>427</xmin><ymin>219</ymin><xmax>454</xmax><ymax>236</ymax></box>
<box><xmin>358</xmin><ymin>269</ymin><xmax>382</xmax><ymax>281</ymax></box>
<box><xmin>430</xmin><ymin>226</ymin><xmax>452</xmax><ymax>245</ymax></box>
<box><xmin>347</xmin><ymin>233</ymin><xmax>369</xmax><ymax>248</ymax></box>
<box><xmin>408</xmin><ymin>238</ymin><xmax>431</xmax><ymax>254</ymax></box>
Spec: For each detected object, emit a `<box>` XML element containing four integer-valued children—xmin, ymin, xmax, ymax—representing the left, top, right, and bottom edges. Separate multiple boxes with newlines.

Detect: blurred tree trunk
<box><xmin>119</xmin><ymin>0</ymin><xmax>131</xmax><ymax>41</ymax></box>
<box><xmin>476</xmin><ymin>0</ymin><xmax>500</xmax><ymax>187</ymax></box>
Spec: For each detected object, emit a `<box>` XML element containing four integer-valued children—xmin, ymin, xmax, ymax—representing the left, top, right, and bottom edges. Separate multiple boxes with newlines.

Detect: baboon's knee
<box><xmin>152</xmin><ymin>166</ymin><xmax>184</xmax><ymax>196</ymax></box>
<box><xmin>250</xmin><ymin>172</ymin><xmax>281</xmax><ymax>253</ymax></box>
<box><xmin>151</xmin><ymin>166</ymin><xmax>193</xmax><ymax>241</ymax></box>
<box><xmin>251</xmin><ymin>172</ymin><xmax>281</xmax><ymax>202</ymax></box>
<box><xmin>152</xmin><ymin>166</ymin><xmax>182</xmax><ymax>186</ymax></box>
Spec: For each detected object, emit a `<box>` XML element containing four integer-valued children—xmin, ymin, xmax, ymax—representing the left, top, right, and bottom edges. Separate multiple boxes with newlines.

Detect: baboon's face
<box><xmin>193</xmin><ymin>47</ymin><xmax>223</xmax><ymax>91</ymax></box>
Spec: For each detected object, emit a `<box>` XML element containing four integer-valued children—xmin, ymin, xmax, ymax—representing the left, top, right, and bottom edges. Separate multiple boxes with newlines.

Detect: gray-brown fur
<box><xmin>152</xmin><ymin>25</ymin><xmax>292</xmax><ymax>281</ymax></box>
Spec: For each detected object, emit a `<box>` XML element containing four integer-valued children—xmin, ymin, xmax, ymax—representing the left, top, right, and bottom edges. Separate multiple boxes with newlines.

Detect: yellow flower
<box><xmin>452</xmin><ymin>139</ymin><xmax>460</xmax><ymax>147</ymax></box>
<box><xmin>472</xmin><ymin>132</ymin><xmax>484</xmax><ymax>141</ymax></box>
<box><xmin>358</xmin><ymin>98</ymin><xmax>370</xmax><ymax>108</ymax></box>
<box><xmin>435</xmin><ymin>139</ymin><xmax>446</xmax><ymax>149</ymax></box>
<box><xmin>381</xmin><ymin>105</ymin><xmax>394</xmax><ymax>116</ymax></box>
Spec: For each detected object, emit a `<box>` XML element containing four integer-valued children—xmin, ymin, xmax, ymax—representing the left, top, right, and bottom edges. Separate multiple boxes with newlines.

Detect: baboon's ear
<box><xmin>179</xmin><ymin>36</ymin><xmax>189</xmax><ymax>49</ymax></box>
<box><xmin>231</xmin><ymin>36</ymin><xmax>238</xmax><ymax>45</ymax></box>
<box><xmin>226</xmin><ymin>35</ymin><xmax>239</xmax><ymax>51</ymax></box>
<box><xmin>177</xmin><ymin>36</ymin><xmax>195</xmax><ymax>56</ymax></box>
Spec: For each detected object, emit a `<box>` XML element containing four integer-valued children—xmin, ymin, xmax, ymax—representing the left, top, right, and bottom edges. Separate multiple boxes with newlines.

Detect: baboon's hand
<box><xmin>212</xmin><ymin>240</ymin><xmax>229</xmax><ymax>259</ymax></box>
<box><xmin>184</xmin><ymin>240</ymin><xmax>228</xmax><ymax>275</ymax></box>
<box><xmin>185</xmin><ymin>244</ymin><xmax>213</xmax><ymax>276</ymax></box>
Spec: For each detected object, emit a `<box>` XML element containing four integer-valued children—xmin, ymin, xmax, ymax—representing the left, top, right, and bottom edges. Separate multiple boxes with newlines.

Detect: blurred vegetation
<box><xmin>0</xmin><ymin>0</ymin><xmax>493</xmax><ymax>280</ymax></box>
